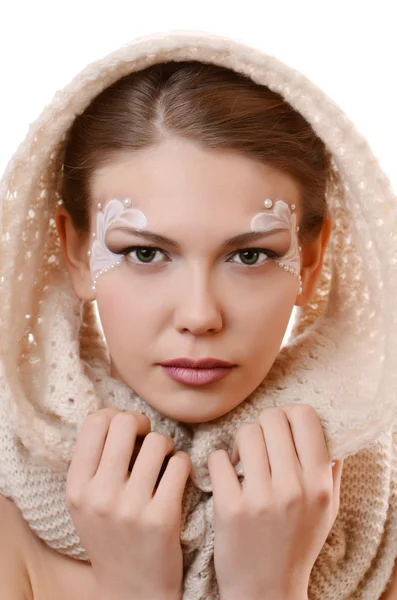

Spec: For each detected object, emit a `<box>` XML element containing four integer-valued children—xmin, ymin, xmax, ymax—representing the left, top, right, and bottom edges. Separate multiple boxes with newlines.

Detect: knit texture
<box><xmin>0</xmin><ymin>30</ymin><xmax>396</xmax><ymax>598</ymax></box>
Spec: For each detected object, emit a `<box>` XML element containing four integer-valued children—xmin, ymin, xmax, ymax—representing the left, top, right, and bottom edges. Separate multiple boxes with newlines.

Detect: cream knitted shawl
<box><xmin>0</xmin><ymin>30</ymin><xmax>396</xmax><ymax>599</ymax></box>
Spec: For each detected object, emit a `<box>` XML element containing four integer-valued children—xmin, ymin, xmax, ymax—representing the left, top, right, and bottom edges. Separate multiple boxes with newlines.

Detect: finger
<box><xmin>331</xmin><ymin>459</ymin><xmax>344</xmax><ymax>500</ymax></box>
<box><xmin>328</xmin><ymin>459</ymin><xmax>344</xmax><ymax>521</ymax></box>
<box><xmin>97</xmin><ymin>408</ymin><xmax>151</xmax><ymax>437</ymax></box>
<box><xmin>282</xmin><ymin>404</ymin><xmax>330</xmax><ymax>471</ymax></box>
<box><xmin>94</xmin><ymin>412</ymin><xmax>147</xmax><ymax>487</ymax></box>
<box><xmin>208</xmin><ymin>450</ymin><xmax>241</xmax><ymax>509</ymax></box>
<box><xmin>128</xmin><ymin>436</ymin><xmax>145</xmax><ymax>473</ymax></box>
<box><xmin>232</xmin><ymin>423</ymin><xmax>271</xmax><ymax>497</ymax></box>
<box><xmin>153</xmin><ymin>451</ymin><xmax>192</xmax><ymax>515</ymax></box>
<box><xmin>125</xmin><ymin>410</ymin><xmax>152</xmax><ymax>437</ymax></box>
<box><xmin>125</xmin><ymin>432</ymin><xmax>175</xmax><ymax>505</ymax></box>
<box><xmin>67</xmin><ymin>408</ymin><xmax>122</xmax><ymax>490</ymax></box>
<box><xmin>257</xmin><ymin>408</ymin><xmax>301</xmax><ymax>487</ymax></box>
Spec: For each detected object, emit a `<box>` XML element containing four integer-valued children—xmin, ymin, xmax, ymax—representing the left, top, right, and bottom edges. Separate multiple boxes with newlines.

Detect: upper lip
<box><xmin>159</xmin><ymin>357</ymin><xmax>235</xmax><ymax>368</ymax></box>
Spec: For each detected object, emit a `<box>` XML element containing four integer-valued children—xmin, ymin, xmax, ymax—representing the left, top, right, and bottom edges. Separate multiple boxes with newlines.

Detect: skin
<box><xmin>57</xmin><ymin>136</ymin><xmax>340</xmax><ymax>599</ymax></box>
<box><xmin>57</xmin><ymin>136</ymin><xmax>331</xmax><ymax>424</ymax></box>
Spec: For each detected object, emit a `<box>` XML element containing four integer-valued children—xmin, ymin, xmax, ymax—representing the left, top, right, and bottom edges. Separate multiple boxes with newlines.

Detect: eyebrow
<box><xmin>110</xmin><ymin>226</ymin><xmax>289</xmax><ymax>249</ymax></box>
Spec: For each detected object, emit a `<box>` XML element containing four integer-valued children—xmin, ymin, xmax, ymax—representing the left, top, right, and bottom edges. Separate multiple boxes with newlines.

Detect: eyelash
<box><xmin>119</xmin><ymin>245</ymin><xmax>282</xmax><ymax>266</ymax></box>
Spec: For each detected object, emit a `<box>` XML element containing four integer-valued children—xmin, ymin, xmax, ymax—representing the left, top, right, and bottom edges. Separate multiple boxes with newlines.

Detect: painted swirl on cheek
<box><xmin>90</xmin><ymin>198</ymin><xmax>148</xmax><ymax>285</ymax></box>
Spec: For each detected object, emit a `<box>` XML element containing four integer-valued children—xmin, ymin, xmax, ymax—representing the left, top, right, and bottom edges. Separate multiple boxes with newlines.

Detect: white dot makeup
<box><xmin>89</xmin><ymin>197</ymin><xmax>302</xmax><ymax>295</ymax></box>
<box><xmin>90</xmin><ymin>198</ymin><xmax>148</xmax><ymax>287</ymax></box>
<box><xmin>251</xmin><ymin>198</ymin><xmax>302</xmax><ymax>288</ymax></box>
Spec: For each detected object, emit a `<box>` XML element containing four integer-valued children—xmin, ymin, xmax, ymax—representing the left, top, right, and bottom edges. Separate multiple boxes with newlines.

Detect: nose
<box><xmin>173</xmin><ymin>270</ymin><xmax>223</xmax><ymax>335</ymax></box>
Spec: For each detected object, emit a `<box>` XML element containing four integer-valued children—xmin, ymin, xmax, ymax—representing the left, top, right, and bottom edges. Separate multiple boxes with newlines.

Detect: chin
<box><xmin>140</xmin><ymin>390</ymin><xmax>245</xmax><ymax>424</ymax></box>
<box><xmin>110</xmin><ymin>363</ymin><xmax>262</xmax><ymax>423</ymax></box>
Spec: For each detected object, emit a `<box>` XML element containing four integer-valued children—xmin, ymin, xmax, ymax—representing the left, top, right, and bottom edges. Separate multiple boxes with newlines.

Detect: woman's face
<box><xmin>85</xmin><ymin>137</ymin><xmax>303</xmax><ymax>423</ymax></box>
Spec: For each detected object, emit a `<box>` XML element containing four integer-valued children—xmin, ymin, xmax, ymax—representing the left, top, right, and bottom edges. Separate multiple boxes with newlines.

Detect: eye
<box><xmin>122</xmin><ymin>246</ymin><xmax>166</xmax><ymax>264</ymax></box>
<box><xmin>230</xmin><ymin>248</ymin><xmax>277</xmax><ymax>266</ymax></box>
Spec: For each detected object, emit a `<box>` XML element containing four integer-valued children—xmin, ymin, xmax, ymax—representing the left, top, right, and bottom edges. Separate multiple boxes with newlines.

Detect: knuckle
<box><xmin>219</xmin><ymin>501</ymin><xmax>244</xmax><ymax>523</ymax></box>
<box><xmin>285</xmin><ymin>495</ymin><xmax>301</xmax><ymax>511</ymax></box>
<box><xmin>281</xmin><ymin>485</ymin><xmax>304</xmax><ymax>511</ymax></box>
<box><xmin>66</xmin><ymin>488</ymin><xmax>84</xmax><ymax>511</ymax></box>
<box><xmin>143</xmin><ymin>510</ymin><xmax>173</xmax><ymax>535</ymax></box>
<box><xmin>117</xmin><ymin>503</ymin><xmax>140</xmax><ymax>524</ymax></box>
<box><xmin>314</xmin><ymin>486</ymin><xmax>332</xmax><ymax>507</ymax></box>
<box><xmin>80</xmin><ymin>484</ymin><xmax>117</xmax><ymax>517</ymax></box>
<box><xmin>66</xmin><ymin>484</ymin><xmax>115</xmax><ymax>517</ymax></box>
<box><xmin>89</xmin><ymin>496</ymin><xmax>115</xmax><ymax>518</ymax></box>
<box><xmin>246</xmin><ymin>498</ymin><xmax>272</xmax><ymax>517</ymax></box>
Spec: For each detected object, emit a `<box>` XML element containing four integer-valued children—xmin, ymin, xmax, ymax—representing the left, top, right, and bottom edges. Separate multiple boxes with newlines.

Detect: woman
<box><xmin>0</xmin><ymin>31</ymin><xmax>396</xmax><ymax>599</ymax></box>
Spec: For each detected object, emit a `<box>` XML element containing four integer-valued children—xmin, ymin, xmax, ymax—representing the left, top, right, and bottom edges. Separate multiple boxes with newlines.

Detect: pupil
<box><xmin>240</xmin><ymin>250</ymin><xmax>258</xmax><ymax>264</ymax></box>
<box><xmin>137</xmin><ymin>248</ymin><xmax>155</xmax><ymax>262</ymax></box>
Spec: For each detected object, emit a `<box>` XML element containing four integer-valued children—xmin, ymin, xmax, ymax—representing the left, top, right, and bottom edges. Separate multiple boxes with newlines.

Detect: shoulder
<box><xmin>0</xmin><ymin>493</ymin><xmax>33</xmax><ymax>599</ymax></box>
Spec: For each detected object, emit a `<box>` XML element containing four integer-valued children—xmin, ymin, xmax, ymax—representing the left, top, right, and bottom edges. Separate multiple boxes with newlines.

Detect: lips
<box><xmin>159</xmin><ymin>357</ymin><xmax>235</xmax><ymax>386</ymax></box>
<box><xmin>159</xmin><ymin>357</ymin><xmax>234</xmax><ymax>369</ymax></box>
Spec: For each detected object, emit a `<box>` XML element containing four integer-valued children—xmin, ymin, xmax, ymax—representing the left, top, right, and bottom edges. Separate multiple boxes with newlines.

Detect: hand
<box><xmin>66</xmin><ymin>407</ymin><xmax>191</xmax><ymax>600</ymax></box>
<box><xmin>207</xmin><ymin>404</ymin><xmax>343</xmax><ymax>600</ymax></box>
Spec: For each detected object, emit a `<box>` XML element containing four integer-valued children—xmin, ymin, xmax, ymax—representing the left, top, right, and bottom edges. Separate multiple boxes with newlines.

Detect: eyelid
<box><xmin>120</xmin><ymin>244</ymin><xmax>164</xmax><ymax>256</ymax></box>
<box><xmin>121</xmin><ymin>245</ymin><xmax>169</xmax><ymax>263</ymax></box>
<box><xmin>119</xmin><ymin>245</ymin><xmax>282</xmax><ymax>268</ymax></box>
<box><xmin>228</xmin><ymin>247</ymin><xmax>281</xmax><ymax>259</ymax></box>
<box><xmin>229</xmin><ymin>250</ymin><xmax>270</xmax><ymax>266</ymax></box>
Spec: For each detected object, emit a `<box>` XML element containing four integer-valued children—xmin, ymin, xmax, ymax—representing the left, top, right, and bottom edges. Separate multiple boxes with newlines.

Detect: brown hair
<box><xmin>61</xmin><ymin>60</ymin><xmax>333</xmax><ymax>243</ymax></box>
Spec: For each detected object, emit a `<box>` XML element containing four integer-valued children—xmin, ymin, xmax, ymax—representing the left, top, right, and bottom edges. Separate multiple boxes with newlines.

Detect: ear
<box><xmin>55</xmin><ymin>205</ymin><xmax>96</xmax><ymax>301</ymax></box>
<box><xmin>295</xmin><ymin>212</ymin><xmax>332</xmax><ymax>307</ymax></box>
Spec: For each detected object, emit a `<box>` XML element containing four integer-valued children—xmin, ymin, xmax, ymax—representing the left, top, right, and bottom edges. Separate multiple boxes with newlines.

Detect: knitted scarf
<box><xmin>0</xmin><ymin>31</ymin><xmax>396</xmax><ymax>599</ymax></box>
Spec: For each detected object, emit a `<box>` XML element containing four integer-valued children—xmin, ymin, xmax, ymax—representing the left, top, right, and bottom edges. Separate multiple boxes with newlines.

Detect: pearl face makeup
<box><xmin>251</xmin><ymin>199</ymin><xmax>302</xmax><ymax>294</ymax></box>
<box><xmin>90</xmin><ymin>198</ymin><xmax>148</xmax><ymax>287</ymax></box>
<box><xmin>90</xmin><ymin>196</ymin><xmax>302</xmax><ymax>295</ymax></box>
<box><xmin>83</xmin><ymin>138</ymin><xmax>306</xmax><ymax>424</ymax></box>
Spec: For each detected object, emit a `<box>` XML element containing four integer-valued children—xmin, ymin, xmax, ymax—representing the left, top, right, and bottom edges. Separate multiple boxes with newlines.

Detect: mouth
<box><xmin>158</xmin><ymin>357</ymin><xmax>236</xmax><ymax>386</ymax></box>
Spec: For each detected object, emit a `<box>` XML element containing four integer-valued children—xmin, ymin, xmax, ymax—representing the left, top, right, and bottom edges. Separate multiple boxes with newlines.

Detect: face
<box><xmin>78</xmin><ymin>138</ymin><xmax>305</xmax><ymax>423</ymax></box>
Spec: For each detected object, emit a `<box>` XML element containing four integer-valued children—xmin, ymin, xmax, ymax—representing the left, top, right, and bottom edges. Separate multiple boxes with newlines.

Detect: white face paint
<box><xmin>90</xmin><ymin>197</ymin><xmax>301</xmax><ymax>291</ymax></box>
<box><xmin>90</xmin><ymin>198</ymin><xmax>148</xmax><ymax>286</ymax></box>
<box><xmin>251</xmin><ymin>199</ymin><xmax>301</xmax><ymax>279</ymax></box>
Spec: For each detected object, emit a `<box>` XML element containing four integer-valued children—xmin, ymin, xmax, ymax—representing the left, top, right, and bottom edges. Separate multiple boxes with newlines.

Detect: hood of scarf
<box><xmin>0</xmin><ymin>30</ymin><xmax>396</xmax><ymax>599</ymax></box>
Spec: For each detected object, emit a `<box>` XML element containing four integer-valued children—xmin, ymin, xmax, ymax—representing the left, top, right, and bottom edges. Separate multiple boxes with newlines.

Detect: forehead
<box><xmin>90</xmin><ymin>138</ymin><xmax>301</xmax><ymax>221</ymax></box>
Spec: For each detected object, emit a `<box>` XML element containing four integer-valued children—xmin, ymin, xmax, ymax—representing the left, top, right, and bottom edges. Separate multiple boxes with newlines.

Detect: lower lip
<box><xmin>161</xmin><ymin>366</ymin><xmax>234</xmax><ymax>386</ymax></box>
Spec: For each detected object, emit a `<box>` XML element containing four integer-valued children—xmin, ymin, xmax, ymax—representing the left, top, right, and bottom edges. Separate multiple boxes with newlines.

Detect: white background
<box><xmin>0</xmin><ymin>0</ymin><xmax>396</xmax><ymax>192</ymax></box>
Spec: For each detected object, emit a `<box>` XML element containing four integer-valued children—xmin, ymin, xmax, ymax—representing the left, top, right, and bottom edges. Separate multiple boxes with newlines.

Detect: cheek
<box><xmin>95</xmin><ymin>273</ymin><xmax>159</xmax><ymax>348</ymax></box>
<box><xmin>236</xmin><ymin>275</ymin><xmax>296</xmax><ymax>352</ymax></box>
